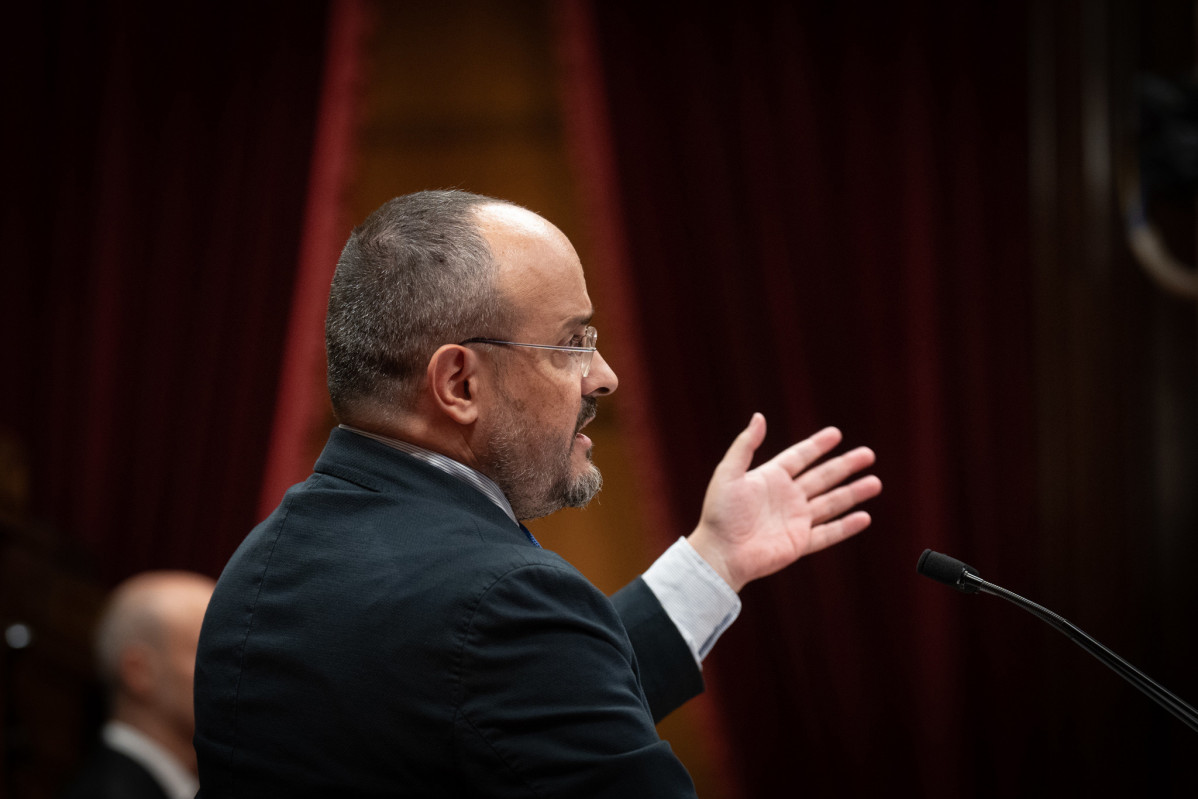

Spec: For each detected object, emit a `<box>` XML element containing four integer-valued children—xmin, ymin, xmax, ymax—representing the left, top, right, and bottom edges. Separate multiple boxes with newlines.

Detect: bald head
<box><xmin>96</xmin><ymin>571</ymin><xmax>215</xmax><ymax>690</ymax></box>
<box><xmin>472</xmin><ymin>203</ymin><xmax>585</xmax><ymax>325</ymax></box>
<box><xmin>94</xmin><ymin>571</ymin><xmax>215</xmax><ymax>771</ymax></box>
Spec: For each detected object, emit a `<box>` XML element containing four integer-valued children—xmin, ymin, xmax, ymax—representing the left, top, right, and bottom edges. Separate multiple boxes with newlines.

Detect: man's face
<box><xmin>485</xmin><ymin>387</ymin><xmax>602</xmax><ymax>521</ymax></box>
<box><xmin>471</xmin><ymin>204</ymin><xmax>618</xmax><ymax>520</ymax></box>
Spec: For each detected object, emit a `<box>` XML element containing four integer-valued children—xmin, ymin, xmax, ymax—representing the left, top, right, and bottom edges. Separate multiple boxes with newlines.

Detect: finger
<box><xmin>808</xmin><ymin>510</ymin><xmax>873</xmax><ymax>554</ymax></box>
<box><xmin>807</xmin><ymin>475</ymin><xmax>883</xmax><ymax>524</ymax></box>
<box><xmin>717</xmin><ymin>412</ymin><xmax>767</xmax><ymax>477</ymax></box>
<box><xmin>795</xmin><ymin>446</ymin><xmax>877</xmax><ymax>498</ymax></box>
<box><xmin>768</xmin><ymin>426</ymin><xmax>843</xmax><ymax>478</ymax></box>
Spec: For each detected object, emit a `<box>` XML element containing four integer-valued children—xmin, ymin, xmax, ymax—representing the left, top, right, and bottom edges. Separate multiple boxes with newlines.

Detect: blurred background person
<box><xmin>61</xmin><ymin>572</ymin><xmax>214</xmax><ymax>799</ymax></box>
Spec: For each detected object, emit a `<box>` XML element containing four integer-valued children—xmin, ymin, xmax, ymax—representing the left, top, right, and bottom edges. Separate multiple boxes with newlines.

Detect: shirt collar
<box><xmin>338</xmin><ymin>425</ymin><xmax>519</xmax><ymax>524</ymax></box>
<box><xmin>102</xmin><ymin>721</ymin><xmax>197</xmax><ymax>799</ymax></box>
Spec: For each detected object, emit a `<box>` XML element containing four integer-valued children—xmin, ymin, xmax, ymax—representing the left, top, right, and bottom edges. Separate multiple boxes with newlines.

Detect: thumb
<box><xmin>716</xmin><ymin>412</ymin><xmax>767</xmax><ymax>478</ymax></box>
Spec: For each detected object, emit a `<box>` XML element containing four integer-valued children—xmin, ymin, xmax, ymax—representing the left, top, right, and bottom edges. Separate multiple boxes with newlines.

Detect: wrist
<box><xmin>685</xmin><ymin>527</ymin><xmax>745</xmax><ymax>593</ymax></box>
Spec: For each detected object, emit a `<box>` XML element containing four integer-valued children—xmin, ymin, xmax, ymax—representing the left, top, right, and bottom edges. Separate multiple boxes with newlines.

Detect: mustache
<box><xmin>575</xmin><ymin>397</ymin><xmax>598</xmax><ymax>433</ymax></box>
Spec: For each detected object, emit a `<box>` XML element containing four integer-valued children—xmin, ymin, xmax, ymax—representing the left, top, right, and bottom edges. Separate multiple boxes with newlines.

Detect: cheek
<box><xmin>167</xmin><ymin>643</ymin><xmax>198</xmax><ymax>690</ymax></box>
<box><xmin>537</xmin><ymin>380</ymin><xmax>583</xmax><ymax>430</ymax></box>
<box><xmin>504</xmin><ymin>366</ymin><xmax>583</xmax><ymax>438</ymax></box>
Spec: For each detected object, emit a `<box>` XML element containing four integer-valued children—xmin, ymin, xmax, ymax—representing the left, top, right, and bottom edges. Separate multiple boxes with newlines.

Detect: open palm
<box><xmin>688</xmin><ymin>414</ymin><xmax>882</xmax><ymax>592</ymax></box>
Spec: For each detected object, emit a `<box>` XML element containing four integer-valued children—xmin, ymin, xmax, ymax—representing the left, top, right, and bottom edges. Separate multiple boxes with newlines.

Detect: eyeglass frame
<box><xmin>459</xmin><ymin>325</ymin><xmax>598</xmax><ymax>377</ymax></box>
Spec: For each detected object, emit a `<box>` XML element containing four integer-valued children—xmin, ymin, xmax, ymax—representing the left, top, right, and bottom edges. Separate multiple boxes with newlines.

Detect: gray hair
<box><xmin>326</xmin><ymin>190</ymin><xmax>511</xmax><ymax>419</ymax></box>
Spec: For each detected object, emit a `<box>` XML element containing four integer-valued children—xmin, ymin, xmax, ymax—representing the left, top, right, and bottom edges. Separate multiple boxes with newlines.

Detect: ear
<box><xmin>426</xmin><ymin>344</ymin><xmax>484</xmax><ymax>425</ymax></box>
<box><xmin>118</xmin><ymin>643</ymin><xmax>157</xmax><ymax>700</ymax></box>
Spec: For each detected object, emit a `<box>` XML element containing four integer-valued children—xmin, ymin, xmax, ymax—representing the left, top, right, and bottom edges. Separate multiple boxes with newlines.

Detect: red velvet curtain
<box><xmin>558</xmin><ymin>1</ymin><xmax>1191</xmax><ymax>795</ymax></box>
<box><xmin>1</xmin><ymin>1</ymin><xmax>332</xmax><ymax>583</ymax></box>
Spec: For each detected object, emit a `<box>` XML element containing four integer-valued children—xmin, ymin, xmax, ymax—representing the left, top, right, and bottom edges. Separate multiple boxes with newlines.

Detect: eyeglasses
<box><xmin>460</xmin><ymin>325</ymin><xmax>598</xmax><ymax>377</ymax></box>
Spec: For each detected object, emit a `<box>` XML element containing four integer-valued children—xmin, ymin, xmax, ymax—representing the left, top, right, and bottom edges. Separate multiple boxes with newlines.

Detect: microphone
<box><xmin>917</xmin><ymin>549</ymin><xmax>1198</xmax><ymax>733</ymax></box>
<box><xmin>915</xmin><ymin>549</ymin><xmax>981</xmax><ymax>593</ymax></box>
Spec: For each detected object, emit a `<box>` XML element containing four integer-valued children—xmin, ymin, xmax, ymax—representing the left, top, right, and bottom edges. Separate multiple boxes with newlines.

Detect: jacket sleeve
<box><xmin>610</xmin><ymin>577</ymin><xmax>705</xmax><ymax>722</ymax></box>
<box><xmin>452</xmin><ymin>563</ymin><xmax>699</xmax><ymax>798</ymax></box>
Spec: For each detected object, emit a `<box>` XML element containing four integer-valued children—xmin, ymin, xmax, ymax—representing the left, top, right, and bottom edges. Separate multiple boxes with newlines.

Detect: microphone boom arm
<box><xmin>958</xmin><ymin>570</ymin><xmax>1198</xmax><ymax>733</ymax></box>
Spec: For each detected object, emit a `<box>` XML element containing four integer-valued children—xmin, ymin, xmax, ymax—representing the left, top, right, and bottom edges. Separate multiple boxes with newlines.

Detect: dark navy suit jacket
<box><xmin>194</xmin><ymin>427</ymin><xmax>703</xmax><ymax>797</ymax></box>
<box><xmin>61</xmin><ymin>742</ymin><xmax>170</xmax><ymax>799</ymax></box>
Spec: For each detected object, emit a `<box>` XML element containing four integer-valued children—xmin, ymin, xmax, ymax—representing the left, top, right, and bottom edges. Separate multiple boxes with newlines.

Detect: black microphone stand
<box><xmin>953</xmin><ymin>565</ymin><xmax>1198</xmax><ymax>733</ymax></box>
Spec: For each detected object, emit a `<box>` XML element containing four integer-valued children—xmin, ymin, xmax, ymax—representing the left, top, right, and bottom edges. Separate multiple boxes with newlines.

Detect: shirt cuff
<box><xmin>642</xmin><ymin>537</ymin><xmax>742</xmax><ymax>667</ymax></box>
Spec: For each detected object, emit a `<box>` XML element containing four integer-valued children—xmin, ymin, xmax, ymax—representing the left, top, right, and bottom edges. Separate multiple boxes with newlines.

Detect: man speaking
<box><xmin>194</xmin><ymin>190</ymin><xmax>881</xmax><ymax>796</ymax></box>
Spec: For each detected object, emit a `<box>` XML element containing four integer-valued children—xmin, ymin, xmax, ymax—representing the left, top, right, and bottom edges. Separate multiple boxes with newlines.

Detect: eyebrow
<box><xmin>560</xmin><ymin>311</ymin><xmax>593</xmax><ymax>334</ymax></box>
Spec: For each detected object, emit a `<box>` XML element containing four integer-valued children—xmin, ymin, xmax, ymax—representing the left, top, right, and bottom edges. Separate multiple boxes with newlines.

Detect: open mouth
<box><xmin>574</xmin><ymin>404</ymin><xmax>596</xmax><ymax>447</ymax></box>
<box><xmin>574</xmin><ymin>398</ymin><xmax>597</xmax><ymax>436</ymax></box>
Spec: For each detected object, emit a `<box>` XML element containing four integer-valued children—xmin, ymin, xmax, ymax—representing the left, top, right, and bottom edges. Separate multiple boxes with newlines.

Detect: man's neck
<box><xmin>337</xmin><ymin>425</ymin><xmax>520</xmax><ymax>526</ymax></box>
<box><xmin>110</xmin><ymin>705</ymin><xmax>196</xmax><ymax>775</ymax></box>
<box><xmin>342</xmin><ymin>414</ymin><xmax>480</xmax><ymax>472</ymax></box>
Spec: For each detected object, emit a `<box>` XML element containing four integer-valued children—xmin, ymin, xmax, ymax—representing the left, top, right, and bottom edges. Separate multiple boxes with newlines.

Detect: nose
<box><xmin>583</xmin><ymin>349</ymin><xmax>618</xmax><ymax>396</ymax></box>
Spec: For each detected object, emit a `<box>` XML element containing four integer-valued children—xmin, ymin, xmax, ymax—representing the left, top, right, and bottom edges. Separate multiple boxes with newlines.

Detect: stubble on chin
<box><xmin>561</xmin><ymin>455</ymin><xmax>603</xmax><ymax>512</ymax></box>
<box><xmin>484</xmin><ymin>397</ymin><xmax>604</xmax><ymax>522</ymax></box>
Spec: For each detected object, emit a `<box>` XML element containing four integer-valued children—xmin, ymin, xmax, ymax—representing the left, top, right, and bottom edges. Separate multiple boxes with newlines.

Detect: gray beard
<box><xmin>484</xmin><ymin>397</ymin><xmax>603</xmax><ymax>521</ymax></box>
<box><xmin>501</xmin><ymin>452</ymin><xmax>603</xmax><ymax>522</ymax></box>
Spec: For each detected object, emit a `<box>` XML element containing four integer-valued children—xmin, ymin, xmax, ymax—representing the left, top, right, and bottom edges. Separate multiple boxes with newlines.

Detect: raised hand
<box><xmin>687</xmin><ymin>414</ymin><xmax>882</xmax><ymax>592</ymax></box>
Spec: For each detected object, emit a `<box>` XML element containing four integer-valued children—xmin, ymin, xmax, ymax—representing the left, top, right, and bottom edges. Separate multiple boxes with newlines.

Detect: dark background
<box><xmin>2</xmin><ymin>1</ymin><xmax>1195</xmax><ymax>796</ymax></box>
